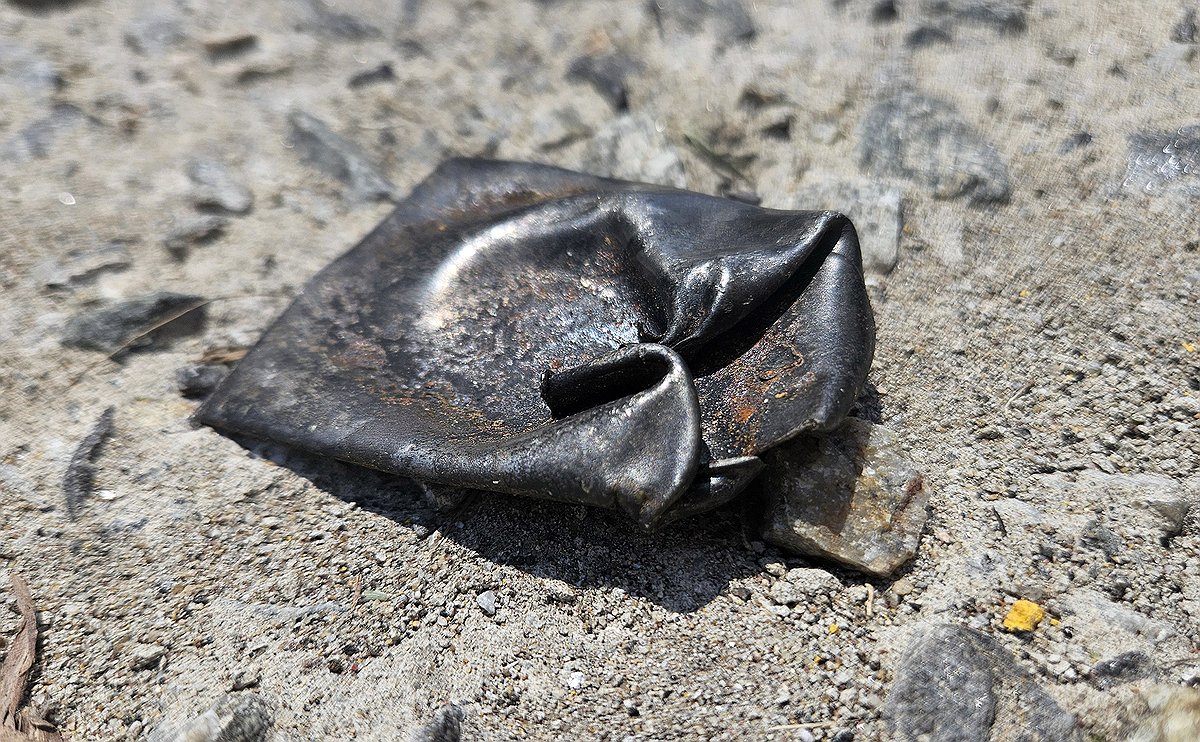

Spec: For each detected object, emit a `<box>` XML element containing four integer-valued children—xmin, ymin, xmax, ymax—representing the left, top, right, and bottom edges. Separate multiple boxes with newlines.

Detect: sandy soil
<box><xmin>1</xmin><ymin>1</ymin><xmax>1198</xmax><ymax>740</ymax></box>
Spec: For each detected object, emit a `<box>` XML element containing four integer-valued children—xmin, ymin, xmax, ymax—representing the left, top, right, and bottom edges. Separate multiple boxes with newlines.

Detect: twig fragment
<box><xmin>1</xmin><ymin>573</ymin><xmax>63</xmax><ymax>741</ymax></box>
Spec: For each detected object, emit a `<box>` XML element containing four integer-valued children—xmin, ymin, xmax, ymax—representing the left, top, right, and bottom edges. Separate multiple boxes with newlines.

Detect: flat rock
<box><xmin>61</xmin><ymin>292</ymin><xmax>206</xmax><ymax>353</ymax></box>
<box><xmin>188</xmin><ymin>157</ymin><xmax>254</xmax><ymax>214</ymax></box>
<box><xmin>918</xmin><ymin>0</ymin><xmax>1029</xmax><ymax>34</ymax></box>
<box><xmin>34</xmin><ymin>239</ymin><xmax>132</xmax><ymax>288</ymax></box>
<box><xmin>755</xmin><ymin>419</ymin><xmax>928</xmax><ymax>576</ymax></box>
<box><xmin>789</xmin><ymin>179</ymin><xmax>903</xmax><ymax>275</ymax></box>
<box><xmin>0</xmin><ymin>41</ymin><xmax>60</xmax><ymax>100</ymax></box>
<box><xmin>147</xmin><ymin>693</ymin><xmax>272</xmax><ymax>742</ymax></box>
<box><xmin>884</xmin><ymin>623</ymin><xmax>1080</xmax><ymax>742</ymax></box>
<box><xmin>1037</xmin><ymin>470</ymin><xmax>1198</xmax><ymax>540</ymax></box>
<box><xmin>1089</xmin><ymin>651</ymin><xmax>1155</xmax><ymax>689</ymax></box>
<box><xmin>287</xmin><ymin>109</ymin><xmax>400</xmax><ymax>203</ymax></box>
<box><xmin>859</xmin><ymin>92</ymin><xmax>1011</xmax><ymax>205</ymax></box>
<box><xmin>581</xmin><ymin>112</ymin><xmax>687</xmax><ymax>188</ymax></box>
<box><xmin>1124</xmin><ymin>126</ymin><xmax>1200</xmax><ymax>197</ymax></box>
<box><xmin>1</xmin><ymin>102</ymin><xmax>87</xmax><ymax>162</ymax></box>
<box><xmin>651</xmin><ymin>0</ymin><xmax>757</xmax><ymax>43</ymax></box>
<box><xmin>1065</xmin><ymin>589</ymin><xmax>1176</xmax><ymax>645</ymax></box>
<box><xmin>163</xmin><ymin>215</ymin><xmax>228</xmax><ymax>258</ymax></box>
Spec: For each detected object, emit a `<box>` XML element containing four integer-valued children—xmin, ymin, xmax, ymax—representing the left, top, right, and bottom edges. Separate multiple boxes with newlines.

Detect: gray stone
<box><xmin>301</xmin><ymin>0</ymin><xmax>382</xmax><ymax>40</ymax></box>
<box><xmin>176</xmin><ymin>364</ymin><xmax>230</xmax><ymax>399</ymax></box>
<box><xmin>650</xmin><ymin>0</ymin><xmax>756</xmax><ymax>43</ymax></box>
<box><xmin>884</xmin><ymin>623</ymin><xmax>1080</xmax><ymax>742</ymax></box>
<box><xmin>919</xmin><ymin>0</ymin><xmax>1028</xmax><ymax>34</ymax></box>
<box><xmin>1173</xmin><ymin>9</ymin><xmax>1197</xmax><ymax>44</ymax></box>
<box><xmin>34</xmin><ymin>239</ymin><xmax>132</xmax><ymax>288</ymax></box>
<box><xmin>129</xmin><ymin>643</ymin><xmax>166</xmax><ymax>670</ymax></box>
<box><xmin>859</xmin><ymin>92</ymin><xmax>1011</xmax><ymax>205</ymax></box>
<box><xmin>2</xmin><ymin>102</ymin><xmax>87</xmax><ymax>162</ymax></box>
<box><xmin>0</xmin><ymin>41</ymin><xmax>60</xmax><ymax>100</ymax></box>
<box><xmin>1089</xmin><ymin>651</ymin><xmax>1154</xmax><ymax>689</ymax></box>
<box><xmin>582</xmin><ymin>112</ymin><xmax>687</xmax><ymax>188</ymax></box>
<box><xmin>411</xmin><ymin>703</ymin><xmax>464</xmax><ymax>742</ymax></box>
<box><xmin>567</xmin><ymin>51</ymin><xmax>638</xmax><ymax>111</ymax></box>
<box><xmin>287</xmin><ymin>110</ymin><xmax>400</xmax><ymax>203</ymax></box>
<box><xmin>61</xmin><ymin>292</ymin><xmax>206</xmax><ymax>353</ymax></box>
<box><xmin>148</xmin><ymin>693</ymin><xmax>272</xmax><ymax>742</ymax></box>
<box><xmin>767</xmin><ymin>567</ymin><xmax>841</xmax><ymax>605</ymax></box>
<box><xmin>1047</xmin><ymin>471</ymin><xmax>1197</xmax><ymax>539</ymax></box>
<box><xmin>1124</xmin><ymin>126</ymin><xmax>1200</xmax><ymax>197</ymax></box>
<box><xmin>756</xmin><ymin>419</ymin><xmax>929</xmax><ymax>577</ymax></box>
<box><xmin>1066</xmin><ymin>589</ymin><xmax>1176</xmax><ymax>644</ymax></box>
<box><xmin>789</xmin><ymin>179</ymin><xmax>903</xmax><ymax>275</ymax></box>
<box><xmin>124</xmin><ymin>11</ymin><xmax>186</xmax><ymax>56</ymax></box>
<box><xmin>476</xmin><ymin>590</ymin><xmax>497</xmax><ymax>616</ymax></box>
<box><xmin>163</xmin><ymin>215</ymin><xmax>228</xmax><ymax>258</ymax></box>
<box><xmin>188</xmin><ymin>158</ymin><xmax>254</xmax><ymax>214</ymax></box>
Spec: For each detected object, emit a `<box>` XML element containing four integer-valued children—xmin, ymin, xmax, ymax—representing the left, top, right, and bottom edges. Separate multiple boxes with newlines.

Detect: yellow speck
<box><xmin>813</xmin><ymin>655</ymin><xmax>824</xmax><ymax>665</ymax></box>
<box><xmin>1049</xmin><ymin>618</ymin><xmax>1060</xmax><ymax>626</ymax></box>
<box><xmin>774</xmin><ymin>392</ymin><xmax>788</xmax><ymax>399</ymax></box>
<box><xmin>828</xmin><ymin>623</ymin><xmax>839</xmax><ymax>634</ymax></box>
<box><xmin>1018</xmin><ymin>289</ymin><xmax>1031</xmax><ymax>298</ymax></box>
<box><xmin>1002</xmin><ymin>599</ymin><xmax>1045</xmax><ymax>633</ymax></box>
<box><xmin>1183</xmin><ymin>341</ymin><xmax>1196</xmax><ymax>353</ymax></box>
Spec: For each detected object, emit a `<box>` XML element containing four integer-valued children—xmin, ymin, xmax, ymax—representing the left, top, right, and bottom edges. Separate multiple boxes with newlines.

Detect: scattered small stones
<box><xmin>884</xmin><ymin>624</ymin><xmax>1080</xmax><ymax>742</ymax></box>
<box><xmin>475</xmin><ymin>590</ymin><xmax>497</xmax><ymax>616</ymax></box>
<box><xmin>287</xmin><ymin>110</ymin><xmax>400</xmax><ymax>203</ymax></box>
<box><xmin>756</xmin><ymin>419</ymin><xmax>929</xmax><ymax>577</ymax></box>
<box><xmin>790</xmin><ymin>179</ymin><xmax>903</xmax><ymax>275</ymax></box>
<box><xmin>60</xmin><ymin>292</ymin><xmax>207</xmax><ymax>353</ymax></box>
<box><xmin>348</xmin><ymin>62</ymin><xmax>396</xmax><ymax>88</ymax></box>
<box><xmin>859</xmin><ymin>92</ymin><xmax>1012</xmax><ymax>205</ymax></box>
<box><xmin>1124</xmin><ymin>126</ymin><xmax>1200</xmax><ymax>196</ymax></box>
<box><xmin>163</xmin><ymin>215</ymin><xmax>228</xmax><ymax>259</ymax></box>
<box><xmin>566</xmin><ymin>52</ymin><xmax>638</xmax><ymax>111</ymax></box>
<box><xmin>411</xmin><ymin>703</ymin><xmax>464</xmax><ymax>742</ymax></box>
<box><xmin>581</xmin><ymin>112</ymin><xmax>687</xmax><ymax>188</ymax></box>
<box><xmin>187</xmin><ymin>158</ymin><xmax>254</xmax><ymax>214</ymax></box>
<box><xmin>61</xmin><ymin>406</ymin><xmax>114</xmax><ymax>521</ymax></box>
<box><xmin>176</xmin><ymin>364</ymin><xmax>230</xmax><ymax>399</ymax></box>
<box><xmin>147</xmin><ymin>693</ymin><xmax>272</xmax><ymax>742</ymax></box>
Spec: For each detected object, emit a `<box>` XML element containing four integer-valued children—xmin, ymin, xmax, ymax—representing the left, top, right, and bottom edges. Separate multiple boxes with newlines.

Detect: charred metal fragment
<box><xmin>198</xmin><ymin>159</ymin><xmax>875</xmax><ymax>532</ymax></box>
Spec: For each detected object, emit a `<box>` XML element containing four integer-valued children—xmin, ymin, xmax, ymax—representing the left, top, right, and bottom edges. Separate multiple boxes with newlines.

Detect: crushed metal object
<box><xmin>199</xmin><ymin>159</ymin><xmax>884</xmax><ymax>551</ymax></box>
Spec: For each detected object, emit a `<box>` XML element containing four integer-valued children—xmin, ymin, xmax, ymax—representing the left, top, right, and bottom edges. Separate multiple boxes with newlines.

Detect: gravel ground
<box><xmin>1</xmin><ymin>1</ymin><xmax>1198</xmax><ymax>740</ymax></box>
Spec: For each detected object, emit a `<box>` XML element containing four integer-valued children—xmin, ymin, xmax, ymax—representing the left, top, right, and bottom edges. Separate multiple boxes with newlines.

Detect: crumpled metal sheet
<box><xmin>198</xmin><ymin>159</ymin><xmax>875</xmax><ymax>529</ymax></box>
